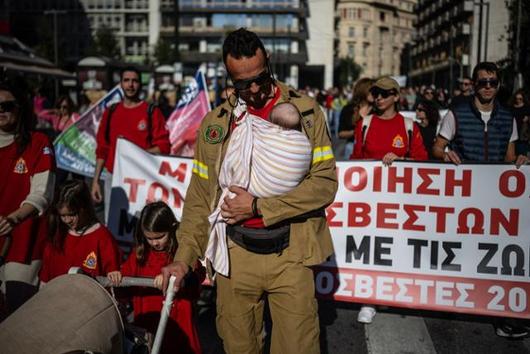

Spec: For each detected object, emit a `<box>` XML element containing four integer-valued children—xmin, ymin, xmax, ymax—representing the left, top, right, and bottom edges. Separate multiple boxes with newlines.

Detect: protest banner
<box><xmin>54</xmin><ymin>86</ymin><xmax>123</xmax><ymax>176</ymax></box>
<box><xmin>166</xmin><ymin>70</ymin><xmax>211</xmax><ymax>157</ymax></box>
<box><xmin>108</xmin><ymin>140</ymin><xmax>530</xmax><ymax>318</ymax></box>
<box><xmin>108</xmin><ymin>139</ymin><xmax>193</xmax><ymax>250</ymax></box>
<box><xmin>320</xmin><ymin>161</ymin><xmax>530</xmax><ymax>319</ymax></box>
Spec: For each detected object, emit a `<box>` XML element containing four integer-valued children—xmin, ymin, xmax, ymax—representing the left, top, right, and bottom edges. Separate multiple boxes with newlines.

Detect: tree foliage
<box><xmin>153</xmin><ymin>38</ymin><xmax>173</xmax><ymax>65</ymax></box>
<box><xmin>87</xmin><ymin>24</ymin><xmax>121</xmax><ymax>59</ymax></box>
<box><xmin>337</xmin><ymin>57</ymin><xmax>363</xmax><ymax>88</ymax></box>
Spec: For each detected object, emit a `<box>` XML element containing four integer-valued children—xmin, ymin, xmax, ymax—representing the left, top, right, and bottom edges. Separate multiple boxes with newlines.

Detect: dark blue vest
<box><xmin>451</xmin><ymin>99</ymin><xmax>513</xmax><ymax>162</ymax></box>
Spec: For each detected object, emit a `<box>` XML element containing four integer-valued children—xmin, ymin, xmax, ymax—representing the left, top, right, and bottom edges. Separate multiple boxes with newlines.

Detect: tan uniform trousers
<box><xmin>216</xmin><ymin>242</ymin><xmax>320</xmax><ymax>354</ymax></box>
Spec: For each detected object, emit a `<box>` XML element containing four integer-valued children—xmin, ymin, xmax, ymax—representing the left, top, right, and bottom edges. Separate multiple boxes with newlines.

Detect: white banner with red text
<box><xmin>109</xmin><ymin>138</ymin><xmax>530</xmax><ymax>319</ymax></box>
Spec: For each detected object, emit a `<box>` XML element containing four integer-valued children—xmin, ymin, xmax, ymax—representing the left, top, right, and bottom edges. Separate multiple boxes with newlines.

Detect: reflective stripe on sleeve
<box><xmin>312</xmin><ymin>146</ymin><xmax>334</xmax><ymax>164</ymax></box>
<box><xmin>192</xmin><ymin>159</ymin><xmax>208</xmax><ymax>179</ymax></box>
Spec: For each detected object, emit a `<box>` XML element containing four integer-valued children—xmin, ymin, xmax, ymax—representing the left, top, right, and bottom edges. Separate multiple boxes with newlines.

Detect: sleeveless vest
<box><xmin>451</xmin><ymin>99</ymin><xmax>513</xmax><ymax>162</ymax></box>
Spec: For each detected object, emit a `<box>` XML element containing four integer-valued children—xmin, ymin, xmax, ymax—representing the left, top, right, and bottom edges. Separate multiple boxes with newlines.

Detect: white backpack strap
<box><xmin>403</xmin><ymin>116</ymin><xmax>414</xmax><ymax>157</ymax></box>
<box><xmin>361</xmin><ymin>114</ymin><xmax>373</xmax><ymax>146</ymax></box>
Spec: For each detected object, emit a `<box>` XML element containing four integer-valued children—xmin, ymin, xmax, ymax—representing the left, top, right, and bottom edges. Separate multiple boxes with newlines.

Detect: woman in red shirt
<box><xmin>351</xmin><ymin>77</ymin><xmax>427</xmax><ymax>163</ymax></box>
<box><xmin>0</xmin><ymin>82</ymin><xmax>55</xmax><ymax>314</ymax></box>
<box><xmin>350</xmin><ymin>77</ymin><xmax>427</xmax><ymax>324</ymax></box>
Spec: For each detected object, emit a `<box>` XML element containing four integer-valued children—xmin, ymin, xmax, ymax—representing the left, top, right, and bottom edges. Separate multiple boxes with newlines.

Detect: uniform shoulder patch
<box><xmin>204</xmin><ymin>124</ymin><xmax>225</xmax><ymax>144</ymax></box>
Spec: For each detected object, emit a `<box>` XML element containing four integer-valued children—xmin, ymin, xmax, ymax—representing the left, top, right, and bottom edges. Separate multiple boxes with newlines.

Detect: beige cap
<box><xmin>373</xmin><ymin>76</ymin><xmax>400</xmax><ymax>92</ymax></box>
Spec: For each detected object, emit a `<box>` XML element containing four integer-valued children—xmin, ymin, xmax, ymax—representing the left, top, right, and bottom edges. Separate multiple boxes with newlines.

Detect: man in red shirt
<box><xmin>91</xmin><ymin>67</ymin><xmax>170</xmax><ymax>220</ymax></box>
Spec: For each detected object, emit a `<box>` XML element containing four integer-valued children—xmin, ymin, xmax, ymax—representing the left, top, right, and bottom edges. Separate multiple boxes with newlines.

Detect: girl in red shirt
<box><xmin>39</xmin><ymin>180</ymin><xmax>121</xmax><ymax>284</ymax></box>
<box><xmin>108</xmin><ymin>201</ymin><xmax>204</xmax><ymax>354</ymax></box>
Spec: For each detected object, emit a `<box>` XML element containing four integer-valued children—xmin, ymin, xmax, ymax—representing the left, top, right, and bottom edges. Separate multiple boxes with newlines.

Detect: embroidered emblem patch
<box><xmin>204</xmin><ymin>125</ymin><xmax>224</xmax><ymax>144</ymax></box>
<box><xmin>392</xmin><ymin>134</ymin><xmax>405</xmax><ymax>148</ymax></box>
<box><xmin>13</xmin><ymin>158</ymin><xmax>28</xmax><ymax>174</ymax></box>
<box><xmin>42</xmin><ymin>146</ymin><xmax>52</xmax><ymax>155</ymax></box>
<box><xmin>138</xmin><ymin>120</ymin><xmax>147</xmax><ymax>131</ymax></box>
<box><xmin>83</xmin><ymin>251</ymin><xmax>98</xmax><ymax>270</ymax></box>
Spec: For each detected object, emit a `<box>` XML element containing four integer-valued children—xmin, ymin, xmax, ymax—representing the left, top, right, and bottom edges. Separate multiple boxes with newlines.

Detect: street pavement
<box><xmin>196</xmin><ymin>295</ymin><xmax>530</xmax><ymax>354</ymax></box>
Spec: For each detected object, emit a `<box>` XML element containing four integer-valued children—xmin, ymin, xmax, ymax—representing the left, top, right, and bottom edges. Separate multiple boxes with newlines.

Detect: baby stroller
<box><xmin>0</xmin><ymin>271</ymin><xmax>178</xmax><ymax>354</ymax></box>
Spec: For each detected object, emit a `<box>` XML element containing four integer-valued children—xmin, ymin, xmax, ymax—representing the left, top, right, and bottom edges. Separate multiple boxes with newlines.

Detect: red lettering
<box><xmin>344</xmin><ymin>167</ymin><xmax>367</xmax><ymax>192</ymax></box>
<box><xmin>373</xmin><ymin>166</ymin><xmax>382</xmax><ymax>192</ymax></box>
<box><xmin>326</xmin><ymin>202</ymin><xmax>343</xmax><ymax>227</ymax></box>
<box><xmin>403</xmin><ymin>204</ymin><xmax>426</xmax><ymax>231</ymax></box>
<box><xmin>490</xmin><ymin>209</ymin><xmax>519</xmax><ymax>236</ymax></box>
<box><xmin>376</xmin><ymin>203</ymin><xmax>399</xmax><ymax>229</ymax></box>
<box><xmin>348</xmin><ymin>202</ymin><xmax>371</xmax><ymax>227</ymax></box>
<box><xmin>123</xmin><ymin>178</ymin><xmax>145</xmax><ymax>203</ymax></box>
<box><xmin>428</xmin><ymin>206</ymin><xmax>455</xmax><ymax>233</ymax></box>
<box><xmin>457</xmin><ymin>208</ymin><xmax>484</xmax><ymax>234</ymax></box>
<box><xmin>171</xmin><ymin>188</ymin><xmax>184</xmax><ymax>209</ymax></box>
<box><xmin>417</xmin><ymin>168</ymin><xmax>440</xmax><ymax>195</ymax></box>
<box><xmin>388</xmin><ymin>167</ymin><xmax>412</xmax><ymax>193</ymax></box>
<box><xmin>499</xmin><ymin>170</ymin><xmax>525</xmax><ymax>198</ymax></box>
<box><xmin>147</xmin><ymin>182</ymin><xmax>169</xmax><ymax>203</ymax></box>
<box><xmin>445</xmin><ymin>169</ymin><xmax>472</xmax><ymax>197</ymax></box>
<box><xmin>159</xmin><ymin>161</ymin><xmax>187</xmax><ymax>183</ymax></box>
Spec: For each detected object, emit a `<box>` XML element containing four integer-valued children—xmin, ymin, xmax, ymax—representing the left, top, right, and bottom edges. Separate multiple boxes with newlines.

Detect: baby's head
<box><xmin>269</xmin><ymin>103</ymin><xmax>302</xmax><ymax>131</ymax></box>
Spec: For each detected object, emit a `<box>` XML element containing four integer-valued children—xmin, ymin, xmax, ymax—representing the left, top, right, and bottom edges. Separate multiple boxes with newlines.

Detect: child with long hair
<box><xmin>108</xmin><ymin>201</ymin><xmax>204</xmax><ymax>354</ymax></box>
<box><xmin>39</xmin><ymin>180</ymin><xmax>121</xmax><ymax>284</ymax></box>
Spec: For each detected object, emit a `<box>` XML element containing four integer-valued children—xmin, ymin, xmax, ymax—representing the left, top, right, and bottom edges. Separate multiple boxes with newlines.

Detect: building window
<box><xmin>348</xmin><ymin>43</ymin><xmax>355</xmax><ymax>57</ymax></box>
<box><xmin>363</xmin><ymin>27</ymin><xmax>368</xmax><ymax>38</ymax></box>
<box><xmin>380</xmin><ymin>12</ymin><xmax>385</xmax><ymax>22</ymax></box>
<box><xmin>349</xmin><ymin>27</ymin><xmax>355</xmax><ymax>37</ymax></box>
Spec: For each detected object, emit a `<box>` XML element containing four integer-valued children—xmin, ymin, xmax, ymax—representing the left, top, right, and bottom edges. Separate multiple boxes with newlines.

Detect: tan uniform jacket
<box><xmin>174</xmin><ymin>81</ymin><xmax>338</xmax><ymax>268</ymax></box>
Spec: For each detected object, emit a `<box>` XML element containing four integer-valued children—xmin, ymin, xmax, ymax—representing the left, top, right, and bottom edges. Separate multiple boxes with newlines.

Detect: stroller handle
<box><xmin>96</xmin><ymin>276</ymin><xmax>155</xmax><ymax>288</ymax></box>
<box><xmin>67</xmin><ymin>268</ymin><xmax>156</xmax><ymax>288</ymax></box>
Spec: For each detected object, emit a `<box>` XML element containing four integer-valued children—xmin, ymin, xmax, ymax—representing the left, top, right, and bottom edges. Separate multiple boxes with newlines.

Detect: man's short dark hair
<box><xmin>120</xmin><ymin>66</ymin><xmax>142</xmax><ymax>82</ymax></box>
<box><xmin>472</xmin><ymin>62</ymin><xmax>499</xmax><ymax>82</ymax></box>
<box><xmin>222</xmin><ymin>28</ymin><xmax>268</xmax><ymax>65</ymax></box>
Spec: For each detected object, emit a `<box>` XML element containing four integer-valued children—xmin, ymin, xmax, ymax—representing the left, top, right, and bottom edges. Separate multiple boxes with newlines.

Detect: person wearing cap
<box><xmin>351</xmin><ymin>76</ymin><xmax>427</xmax><ymax>164</ymax></box>
<box><xmin>350</xmin><ymin>77</ymin><xmax>427</xmax><ymax>323</ymax></box>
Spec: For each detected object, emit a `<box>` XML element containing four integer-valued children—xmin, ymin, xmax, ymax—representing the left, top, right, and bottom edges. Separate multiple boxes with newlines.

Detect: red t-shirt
<box><xmin>351</xmin><ymin>113</ymin><xmax>428</xmax><ymax>160</ymax></box>
<box><xmin>39</xmin><ymin>223</ymin><xmax>121</xmax><ymax>283</ymax></box>
<box><xmin>120</xmin><ymin>249</ymin><xmax>204</xmax><ymax>354</ymax></box>
<box><xmin>0</xmin><ymin>132</ymin><xmax>54</xmax><ymax>264</ymax></box>
<box><xmin>236</xmin><ymin>87</ymin><xmax>281</xmax><ymax>228</ymax></box>
<box><xmin>95</xmin><ymin>101</ymin><xmax>170</xmax><ymax>173</ymax></box>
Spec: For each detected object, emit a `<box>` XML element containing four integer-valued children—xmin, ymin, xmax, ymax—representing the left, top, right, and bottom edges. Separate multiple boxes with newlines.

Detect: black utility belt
<box><xmin>226</xmin><ymin>224</ymin><xmax>290</xmax><ymax>254</ymax></box>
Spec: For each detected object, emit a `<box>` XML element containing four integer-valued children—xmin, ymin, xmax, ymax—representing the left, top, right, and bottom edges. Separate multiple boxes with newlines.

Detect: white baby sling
<box><xmin>205</xmin><ymin>99</ymin><xmax>312</xmax><ymax>276</ymax></box>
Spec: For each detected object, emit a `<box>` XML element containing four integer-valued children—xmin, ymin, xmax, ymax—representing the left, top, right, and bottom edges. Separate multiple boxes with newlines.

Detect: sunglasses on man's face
<box><xmin>0</xmin><ymin>100</ymin><xmax>18</xmax><ymax>113</ymax></box>
<box><xmin>475</xmin><ymin>78</ymin><xmax>499</xmax><ymax>89</ymax></box>
<box><xmin>416</xmin><ymin>107</ymin><xmax>426</xmax><ymax>113</ymax></box>
<box><xmin>232</xmin><ymin>70</ymin><xmax>272</xmax><ymax>91</ymax></box>
<box><xmin>370</xmin><ymin>88</ymin><xmax>396</xmax><ymax>99</ymax></box>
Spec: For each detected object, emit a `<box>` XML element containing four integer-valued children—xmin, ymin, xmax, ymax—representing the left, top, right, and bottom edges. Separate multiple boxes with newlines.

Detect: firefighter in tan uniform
<box><xmin>162</xmin><ymin>28</ymin><xmax>337</xmax><ymax>354</ymax></box>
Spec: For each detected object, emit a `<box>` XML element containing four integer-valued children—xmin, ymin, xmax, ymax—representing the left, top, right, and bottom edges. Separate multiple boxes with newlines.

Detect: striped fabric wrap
<box><xmin>205</xmin><ymin>100</ymin><xmax>312</xmax><ymax>276</ymax></box>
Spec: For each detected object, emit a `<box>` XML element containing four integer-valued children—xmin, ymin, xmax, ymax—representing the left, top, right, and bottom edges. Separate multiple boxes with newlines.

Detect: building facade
<box><xmin>158</xmin><ymin>0</ymin><xmax>309</xmax><ymax>87</ymax></box>
<box><xmin>305</xmin><ymin>0</ymin><xmax>335</xmax><ymax>89</ymax></box>
<box><xmin>2</xmin><ymin>0</ymin><xmax>329</xmax><ymax>88</ymax></box>
<box><xmin>336</xmin><ymin>0</ymin><xmax>416</xmax><ymax>79</ymax></box>
<box><xmin>410</xmin><ymin>0</ymin><xmax>509</xmax><ymax>89</ymax></box>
